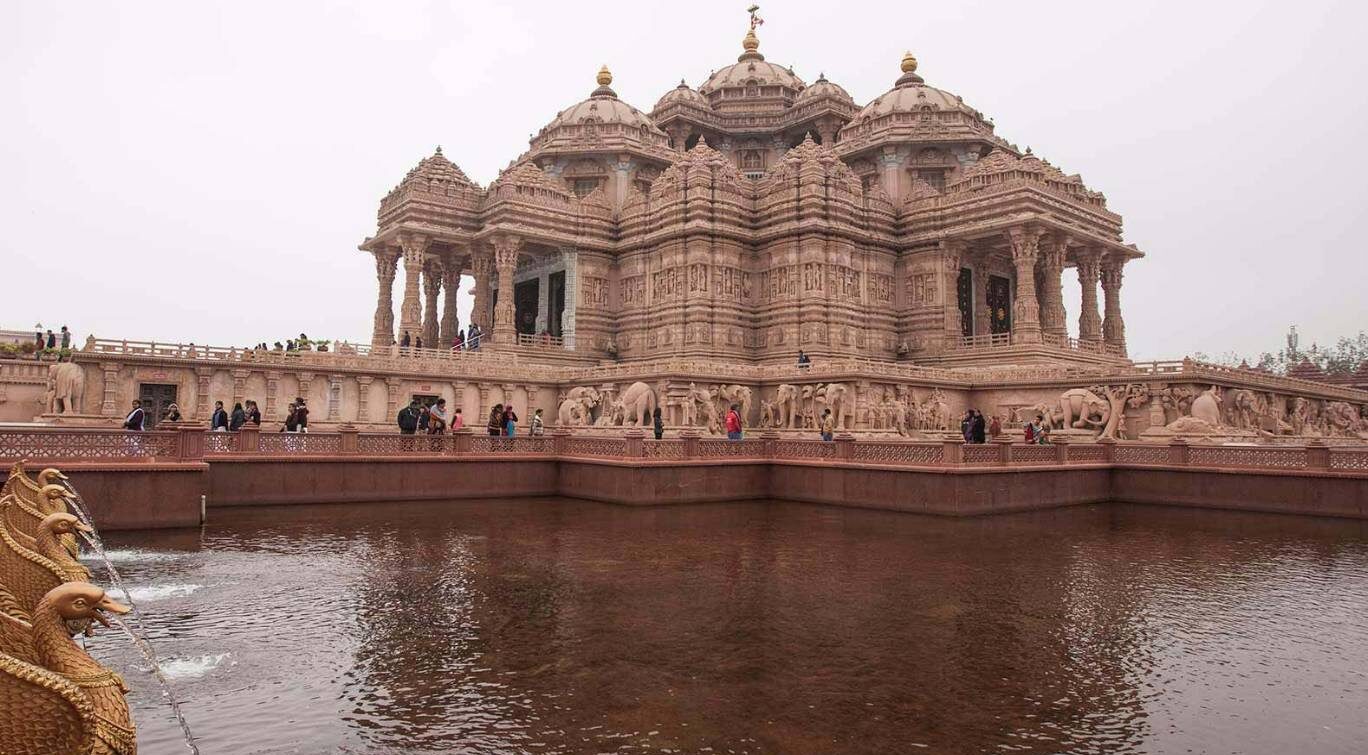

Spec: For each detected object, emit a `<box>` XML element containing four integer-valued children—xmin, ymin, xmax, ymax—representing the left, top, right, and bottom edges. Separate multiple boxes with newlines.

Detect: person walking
<box><xmin>453</xmin><ymin>331</ymin><xmax>464</xmax><ymax>352</ymax></box>
<box><xmin>820</xmin><ymin>408</ymin><xmax>835</xmax><ymax>441</ymax></box>
<box><xmin>229</xmin><ymin>402</ymin><xmax>247</xmax><ymax>431</ymax></box>
<box><xmin>414</xmin><ymin>335</ymin><xmax>423</xmax><ymax>351</ymax></box>
<box><xmin>45</xmin><ymin>330</ymin><xmax>56</xmax><ymax>350</ymax></box>
<box><xmin>429</xmin><ymin>398</ymin><xmax>449</xmax><ymax>434</ymax></box>
<box><xmin>970</xmin><ymin>410</ymin><xmax>986</xmax><ymax>444</ymax></box>
<box><xmin>503</xmin><ymin>404</ymin><xmax>519</xmax><ymax>437</ymax></box>
<box><xmin>652</xmin><ymin>407</ymin><xmax>664</xmax><ymax>440</ymax></box>
<box><xmin>295</xmin><ymin>398</ymin><xmax>309</xmax><ymax>432</ymax></box>
<box><xmin>988</xmin><ymin>414</ymin><xmax>1002</xmax><ymax>438</ymax></box>
<box><xmin>961</xmin><ymin>411</ymin><xmax>974</xmax><ymax>443</ymax></box>
<box><xmin>797</xmin><ymin>349</ymin><xmax>811</xmax><ymax>369</ymax></box>
<box><xmin>725</xmin><ymin>404</ymin><xmax>743</xmax><ymax>440</ymax></box>
<box><xmin>246</xmin><ymin>400</ymin><xmax>262</xmax><ymax>426</ymax></box>
<box><xmin>400</xmin><ymin>332</ymin><xmax>411</xmax><ymax>354</ymax></box>
<box><xmin>59</xmin><ymin>326</ymin><xmax>71</xmax><ymax>350</ymax></box>
<box><xmin>123</xmin><ymin>400</ymin><xmax>145</xmax><ymax>430</ymax></box>
<box><xmin>284</xmin><ymin>402</ymin><xmax>299</xmax><ymax>432</ymax></box>
<box><xmin>451</xmin><ymin>407</ymin><xmax>464</xmax><ymax>430</ymax></box>
<box><xmin>486</xmin><ymin>404</ymin><xmax>503</xmax><ymax>436</ymax></box>
<box><xmin>210</xmin><ymin>401</ymin><xmax>229</xmax><ymax>431</ymax></box>
<box><xmin>530</xmin><ymin>408</ymin><xmax>544</xmax><ymax>436</ymax></box>
<box><xmin>1032</xmin><ymin>414</ymin><xmax>1051</xmax><ymax>445</ymax></box>
<box><xmin>417</xmin><ymin>403</ymin><xmax>431</xmax><ymax>433</ymax></box>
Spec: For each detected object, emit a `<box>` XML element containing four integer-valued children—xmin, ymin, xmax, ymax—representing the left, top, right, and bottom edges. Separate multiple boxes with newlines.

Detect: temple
<box><xmin>360</xmin><ymin>21</ymin><xmax>1139</xmax><ymax>367</ymax></box>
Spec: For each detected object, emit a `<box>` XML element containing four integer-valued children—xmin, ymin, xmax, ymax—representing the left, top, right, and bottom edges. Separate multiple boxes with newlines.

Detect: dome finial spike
<box><xmin>900</xmin><ymin>51</ymin><xmax>918</xmax><ymax>74</ymax></box>
<box><xmin>597</xmin><ymin>65</ymin><xmax>613</xmax><ymax>87</ymax></box>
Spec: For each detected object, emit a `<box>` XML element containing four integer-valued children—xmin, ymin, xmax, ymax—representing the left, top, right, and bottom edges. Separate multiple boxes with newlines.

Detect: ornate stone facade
<box><xmin>358</xmin><ymin>22</ymin><xmax>1141</xmax><ymax>366</ymax></box>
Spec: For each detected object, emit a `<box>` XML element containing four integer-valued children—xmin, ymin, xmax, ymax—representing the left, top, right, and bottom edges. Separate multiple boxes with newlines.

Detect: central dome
<box><xmin>698</xmin><ymin>28</ymin><xmax>805</xmax><ymax>96</ymax></box>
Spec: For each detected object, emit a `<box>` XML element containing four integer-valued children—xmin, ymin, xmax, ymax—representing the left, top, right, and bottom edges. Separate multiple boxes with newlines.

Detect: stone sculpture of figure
<box><xmin>759</xmin><ymin>399</ymin><xmax>776</xmax><ymax>428</ymax></box>
<box><xmin>817</xmin><ymin>383</ymin><xmax>852</xmax><ymax>430</ymax></box>
<box><xmin>618</xmin><ymin>381</ymin><xmax>656</xmax><ymax>427</ymax></box>
<box><xmin>773</xmin><ymin>384</ymin><xmax>801</xmax><ymax>429</ymax></box>
<box><xmin>1325</xmin><ymin>401</ymin><xmax>1363</xmax><ymax>436</ymax></box>
<box><xmin>687</xmin><ymin>383</ymin><xmax>714</xmax><ymax>428</ymax></box>
<box><xmin>1287</xmin><ymin>397</ymin><xmax>1310</xmax><ymax>435</ymax></box>
<box><xmin>1190</xmin><ymin>385</ymin><xmax>1223</xmax><ymax>427</ymax></box>
<box><xmin>1094</xmin><ymin>384</ymin><xmax>1148</xmax><ymax>440</ymax></box>
<box><xmin>922</xmin><ymin>389</ymin><xmax>951</xmax><ymax>431</ymax></box>
<box><xmin>1058</xmin><ymin>388</ymin><xmax>1108</xmax><ymax>430</ymax></box>
<box><xmin>45</xmin><ymin>362</ymin><xmax>85</xmax><ymax>415</ymax></box>
<box><xmin>712</xmin><ymin>385</ymin><xmax>753</xmax><ymax>426</ymax></box>
<box><xmin>891</xmin><ymin>395</ymin><xmax>910</xmax><ymax>436</ymax></box>
<box><xmin>596</xmin><ymin>400</ymin><xmax>626</xmax><ymax>426</ymax></box>
<box><xmin>1224</xmin><ymin>389</ymin><xmax>1259</xmax><ymax>430</ymax></box>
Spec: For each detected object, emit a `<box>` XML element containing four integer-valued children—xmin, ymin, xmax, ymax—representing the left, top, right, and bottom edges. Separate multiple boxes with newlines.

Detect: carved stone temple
<box><xmin>361</xmin><ymin>30</ymin><xmax>1138</xmax><ymax>366</ymax></box>
<box><xmin>5</xmin><ymin>17</ymin><xmax>1366</xmax><ymax>442</ymax></box>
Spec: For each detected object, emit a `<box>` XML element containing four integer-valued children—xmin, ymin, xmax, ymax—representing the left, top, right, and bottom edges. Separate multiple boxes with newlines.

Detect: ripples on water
<box><xmin>88</xmin><ymin>501</ymin><xmax>1368</xmax><ymax>754</ymax></box>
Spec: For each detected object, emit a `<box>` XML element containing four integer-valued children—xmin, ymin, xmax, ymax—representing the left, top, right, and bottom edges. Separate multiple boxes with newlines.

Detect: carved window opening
<box><xmin>740</xmin><ymin>150</ymin><xmax>763</xmax><ymax>171</ymax></box>
<box><xmin>572</xmin><ymin>178</ymin><xmax>601</xmax><ymax>198</ymax></box>
<box><xmin>915</xmin><ymin>169</ymin><xmax>946</xmax><ymax>192</ymax></box>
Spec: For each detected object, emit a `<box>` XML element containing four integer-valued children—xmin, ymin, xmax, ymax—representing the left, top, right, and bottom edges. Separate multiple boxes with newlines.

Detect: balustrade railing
<box><xmin>2</xmin><ymin>427</ymin><xmax>1364</xmax><ymax>476</ymax></box>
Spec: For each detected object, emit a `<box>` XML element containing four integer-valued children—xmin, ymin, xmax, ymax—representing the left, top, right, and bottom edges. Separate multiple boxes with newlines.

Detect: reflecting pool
<box><xmin>92</xmin><ymin>500</ymin><xmax>1368</xmax><ymax>754</ymax></box>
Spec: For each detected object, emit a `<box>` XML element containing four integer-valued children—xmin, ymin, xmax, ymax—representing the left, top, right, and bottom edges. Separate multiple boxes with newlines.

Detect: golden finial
<box><xmin>900</xmin><ymin>51</ymin><xmax>918</xmax><ymax>74</ymax></box>
<box><xmin>596</xmin><ymin>65</ymin><xmax>613</xmax><ymax>87</ymax></box>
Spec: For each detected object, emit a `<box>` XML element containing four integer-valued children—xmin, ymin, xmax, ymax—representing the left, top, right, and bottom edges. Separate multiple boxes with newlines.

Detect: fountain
<box><xmin>0</xmin><ymin>461</ymin><xmax>201</xmax><ymax>754</ymax></box>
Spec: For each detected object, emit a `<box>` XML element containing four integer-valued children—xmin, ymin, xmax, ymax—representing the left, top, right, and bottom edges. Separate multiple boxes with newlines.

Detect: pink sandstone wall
<box><xmin>62</xmin><ymin>463</ymin><xmax>207</xmax><ymax>530</ymax></box>
<box><xmin>1112</xmin><ymin>468</ymin><xmax>1367</xmax><ymax>519</ymax></box>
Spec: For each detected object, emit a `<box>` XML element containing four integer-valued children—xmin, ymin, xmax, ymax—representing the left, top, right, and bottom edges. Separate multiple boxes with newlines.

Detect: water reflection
<box><xmin>94</xmin><ymin>501</ymin><xmax>1368</xmax><ymax>754</ymax></box>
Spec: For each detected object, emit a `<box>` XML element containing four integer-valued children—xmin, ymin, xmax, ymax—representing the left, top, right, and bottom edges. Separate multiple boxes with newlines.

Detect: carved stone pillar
<box><xmin>195</xmin><ymin>367</ymin><xmax>213</xmax><ymax>420</ymax></box>
<box><xmin>100</xmin><ymin>363</ymin><xmax>121</xmax><ymax>417</ymax></box>
<box><xmin>421</xmin><ymin>258</ymin><xmax>442</xmax><ymax>348</ymax></box>
<box><xmin>327</xmin><ymin>374</ymin><xmax>343</xmax><ymax>421</ymax></box>
<box><xmin>265</xmin><ymin>370</ymin><xmax>281</xmax><ymax>420</ymax></box>
<box><xmin>397</xmin><ymin>233</ymin><xmax>429</xmax><ymax>346</ymax></box>
<box><xmin>1006</xmin><ymin>226</ymin><xmax>1043</xmax><ymax>344</ymax></box>
<box><xmin>972</xmin><ymin>257</ymin><xmax>992</xmax><ymax>337</ymax></box>
<box><xmin>470</xmin><ymin>247</ymin><xmax>494</xmax><ymax>334</ymax></box>
<box><xmin>1101</xmin><ymin>255</ymin><xmax>1128</xmax><ymax>355</ymax></box>
<box><xmin>296</xmin><ymin>372</ymin><xmax>314</xmax><ymax>406</ymax></box>
<box><xmin>1076</xmin><ymin>248</ymin><xmax>1103</xmax><ymax>346</ymax></box>
<box><xmin>384</xmin><ymin>377</ymin><xmax>402</xmax><ymax>421</ymax></box>
<box><xmin>492</xmin><ymin>234</ymin><xmax>523</xmax><ymax>344</ymax></box>
<box><xmin>372</xmin><ymin>248</ymin><xmax>399</xmax><ymax>346</ymax></box>
<box><xmin>1038</xmin><ymin>234</ymin><xmax>1068</xmax><ymax>340</ymax></box>
<box><xmin>356</xmin><ymin>375</ymin><xmax>373</xmax><ymax>424</ymax></box>
<box><xmin>940</xmin><ymin>240</ymin><xmax>966</xmax><ymax>345</ymax></box>
<box><xmin>230</xmin><ymin>369</ymin><xmax>249</xmax><ymax>407</ymax></box>
<box><xmin>440</xmin><ymin>258</ymin><xmax>461</xmax><ymax>347</ymax></box>
<box><xmin>477</xmin><ymin>383</ymin><xmax>490</xmax><ymax>421</ymax></box>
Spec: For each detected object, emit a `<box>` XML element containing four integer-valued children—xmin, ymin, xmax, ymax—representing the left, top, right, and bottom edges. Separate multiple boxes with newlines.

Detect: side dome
<box><xmin>654</xmin><ymin>79</ymin><xmax>710</xmax><ymax>111</ymax></box>
<box><xmin>530</xmin><ymin>66</ymin><xmax>671</xmax><ymax>153</ymax></box>
<box><xmin>793</xmin><ymin>73</ymin><xmax>853</xmax><ymax>106</ymax></box>
<box><xmin>839</xmin><ymin>51</ymin><xmax>997</xmax><ymax>148</ymax></box>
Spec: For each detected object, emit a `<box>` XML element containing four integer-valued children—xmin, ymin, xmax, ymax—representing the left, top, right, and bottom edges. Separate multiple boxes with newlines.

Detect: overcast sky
<box><xmin>3</xmin><ymin>0</ymin><xmax>1365</xmax><ymax>361</ymax></box>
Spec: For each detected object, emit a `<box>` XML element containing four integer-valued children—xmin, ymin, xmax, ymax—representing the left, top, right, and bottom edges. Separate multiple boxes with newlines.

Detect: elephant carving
<box><xmin>774</xmin><ymin>384</ymin><xmax>801</xmax><ymax>428</ymax></box>
<box><xmin>618</xmin><ymin>381</ymin><xmax>656</xmax><ymax>427</ymax></box>
<box><xmin>45</xmin><ymin>362</ymin><xmax>85</xmax><ymax>415</ymax></box>
<box><xmin>817</xmin><ymin>383</ymin><xmax>852</xmax><ymax>430</ymax></box>
<box><xmin>711</xmin><ymin>384</ymin><xmax>753</xmax><ymax>424</ymax></box>
<box><xmin>1190</xmin><ymin>386</ymin><xmax>1223</xmax><ymax>427</ymax></box>
<box><xmin>1058</xmin><ymin>388</ymin><xmax>1108</xmax><ymax>430</ymax></box>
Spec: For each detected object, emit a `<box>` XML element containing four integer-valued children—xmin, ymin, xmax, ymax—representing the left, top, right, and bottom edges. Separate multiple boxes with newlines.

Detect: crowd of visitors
<box><xmin>32</xmin><ymin>325</ymin><xmax>72</xmax><ymax>358</ymax></box>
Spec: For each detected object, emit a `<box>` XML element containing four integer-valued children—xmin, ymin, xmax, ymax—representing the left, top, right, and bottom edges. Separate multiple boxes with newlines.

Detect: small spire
<box><xmin>740</xmin><ymin>4</ymin><xmax>764</xmax><ymax>61</ymax></box>
<box><xmin>596</xmin><ymin>65</ymin><xmax>613</xmax><ymax>87</ymax></box>
<box><xmin>895</xmin><ymin>50</ymin><xmax>924</xmax><ymax>87</ymax></box>
<box><xmin>434</xmin><ymin>145</ymin><xmax>443</xmax><ymax>156</ymax></box>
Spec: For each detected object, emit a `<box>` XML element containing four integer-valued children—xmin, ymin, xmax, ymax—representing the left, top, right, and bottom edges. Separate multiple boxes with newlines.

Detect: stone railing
<box><xmin>79</xmin><ymin>337</ymin><xmax>526</xmax><ymax>369</ymax></box>
<box><xmin>4</xmin><ymin>427</ymin><xmax>1364</xmax><ymax>475</ymax></box>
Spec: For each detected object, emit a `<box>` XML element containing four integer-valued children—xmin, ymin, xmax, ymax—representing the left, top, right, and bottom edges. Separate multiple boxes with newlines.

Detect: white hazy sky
<box><xmin>3</xmin><ymin>0</ymin><xmax>1366</xmax><ymax>360</ymax></box>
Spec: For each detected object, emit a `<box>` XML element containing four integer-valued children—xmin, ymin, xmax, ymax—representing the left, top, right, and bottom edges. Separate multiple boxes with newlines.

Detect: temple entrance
<box><xmin>138</xmin><ymin>383</ymin><xmax>177</xmax><ymax>428</ymax></box>
<box><xmin>548</xmin><ymin>271</ymin><xmax>565</xmax><ymax>338</ymax></box>
<box><xmin>988</xmin><ymin>275</ymin><xmax>1012</xmax><ymax>334</ymax></box>
<box><xmin>514</xmin><ymin>279</ymin><xmax>539</xmax><ymax>335</ymax></box>
<box><xmin>956</xmin><ymin>268</ymin><xmax>973</xmax><ymax>337</ymax></box>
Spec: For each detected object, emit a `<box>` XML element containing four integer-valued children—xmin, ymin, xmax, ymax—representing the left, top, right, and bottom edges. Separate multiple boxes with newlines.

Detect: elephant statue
<box><xmin>817</xmin><ymin>383</ymin><xmax>852</xmax><ymax>430</ymax></box>
<box><xmin>712</xmin><ymin>384</ymin><xmax>753</xmax><ymax>424</ymax></box>
<box><xmin>1058</xmin><ymin>388</ymin><xmax>1108</xmax><ymax>430</ymax></box>
<box><xmin>45</xmin><ymin>362</ymin><xmax>85</xmax><ymax>415</ymax></box>
<box><xmin>1190</xmin><ymin>386</ymin><xmax>1223</xmax><ymax>427</ymax></box>
<box><xmin>1224</xmin><ymin>389</ymin><xmax>1259</xmax><ymax>430</ymax></box>
<box><xmin>759</xmin><ymin>399</ymin><xmax>776</xmax><ymax>428</ymax></box>
<box><xmin>774</xmin><ymin>384</ymin><xmax>801</xmax><ymax>428</ymax></box>
<box><xmin>619</xmin><ymin>381</ymin><xmax>656</xmax><ymax>427</ymax></box>
<box><xmin>1325</xmin><ymin>401</ymin><xmax>1363</xmax><ymax>436</ymax></box>
<box><xmin>557</xmin><ymin>397</ymin><xmax>592</xmax><ymax>426</ymax></box>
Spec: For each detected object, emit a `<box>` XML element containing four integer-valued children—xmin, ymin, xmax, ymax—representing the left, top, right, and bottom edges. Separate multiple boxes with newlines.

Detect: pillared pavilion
<box><xmin>360</xmin><ymin>19</ymin><xmax>1141</xmax><ymax>367</ymax></box>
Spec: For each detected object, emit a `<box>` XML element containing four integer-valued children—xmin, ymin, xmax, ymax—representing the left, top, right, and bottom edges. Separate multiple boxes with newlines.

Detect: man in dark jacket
<box><xmin>123</xmin><ymin>400</ymin><xmax>145</xmax><ymax>431</ymax></box>
<box><xmin>210</xmin><ymin>401</ymin><xmax>229</xmax><ymax>431</ymax></box>
<box><xmin>397</xmin><ymin>399</ymin><xmax>421</xmax><ymax>435</ymax></box>
<box><xmin>970</xmin><ymin>410</ymin><xmax>987</xmax><ymax>444</ymax></box>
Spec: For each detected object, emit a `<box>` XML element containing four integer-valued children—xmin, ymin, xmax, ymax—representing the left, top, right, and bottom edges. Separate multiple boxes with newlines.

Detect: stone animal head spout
<box><xmin>37</xmin><ymin>468</ymin><xmax>69</xmax><ymax>485</ymax></box>
<box><xmin>40</xmin><ymin>512</ymin><xmax>92</xmax><ymax>538</ymax></box>
<box><xmin>44</xmin><ymin>581</ymin><xmax>130</xmax><ymax>629</ymax></box>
